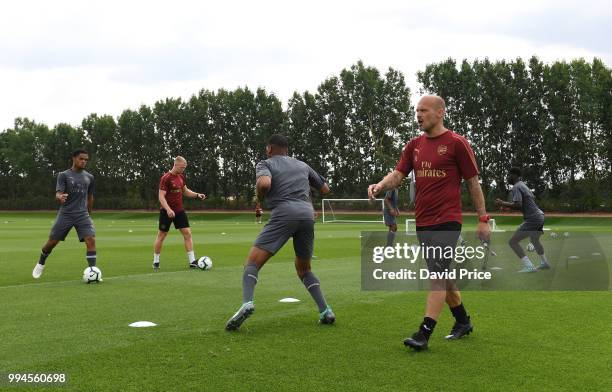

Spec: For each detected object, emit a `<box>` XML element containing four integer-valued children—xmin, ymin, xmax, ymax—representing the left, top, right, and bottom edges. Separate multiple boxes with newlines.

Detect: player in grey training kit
<box><xmin>383</xmin><ymin>188</ymin><xmax>400</xmax><ymax>247</ymax></box>
<box><xmin>32</xmin><ymin>149</ymin><xmax>99</xmax><ymax>279</ymax></box>
<box><xmin>226</xmin><ymin>134</ymin><xmax>335</xmax><ymax>331</ymax></box>
<box><xmin>495</xmin><ymin>167</ymin><xmax>550</xmax><ymax>272</ymax></box>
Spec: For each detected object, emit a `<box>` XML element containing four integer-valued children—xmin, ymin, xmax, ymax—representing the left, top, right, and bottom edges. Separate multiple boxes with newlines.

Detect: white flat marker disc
<box><xmin>279</xmin><ymin>298</ymin><xmax>300</xmax><ymax>303</ymax></box>
<box><xmin>490</xmin><ymin>267</ymin><xmax>503</xmax><ymax>270</ymax></box>
<box><xmin>129</xmin><ymin>321</ymin><xmax>157</xmax><ymax>328</ymax></box>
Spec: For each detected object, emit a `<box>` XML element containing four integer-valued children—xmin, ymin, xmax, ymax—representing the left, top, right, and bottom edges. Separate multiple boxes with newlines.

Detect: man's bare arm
<box><xmin>256</xmin><ymin>176</ymin><xmax>272</xmax><ymax>201</ymax></box>
<box><xmin>496</xmin><ymin>199</ymin><xmax>521</xmax><ymax>210</ymax></box>
<box><xmin>182</xmin><ymin>186</ymin><xmax>205</xmax><ymax>199</ymax></box>
<box><xmin>466</xmin><ymin>175</ymin><xmax>490</xmax><ymax>241</ymax></box>
<box><xmin>466</xmin><ymin>176</ymin><xmax>487</xmax><ymax>217</ymax></box>
<box><xmin>159</xmin><ymin>189</ymin><xmax>172</xmax><ymax>211</ymax></box>
<box><xmin>56</xmin><ymin>191</ymin><xmax>68</xmax><ymax>204</ymax></box>
<box><xmin>368</xmin><ymin>170</ymin><xmax>405</xmax><ymax>199</ymax></box>
<box><xmin>384</xmin><ymin>197</ymin><xmax>394</xmax><ymax>209</ymax></box>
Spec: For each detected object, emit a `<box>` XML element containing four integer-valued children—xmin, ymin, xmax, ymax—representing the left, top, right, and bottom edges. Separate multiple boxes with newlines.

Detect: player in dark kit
<box><xmin>226</xmin><ymin>134</ymin><xmax>334</xmax><ymax>331</ymax></box>
<box><xmin>153</xmin><ymin>156</ymin><xmax>206</xmax><ymax>270</ymax></box>
<box><xmin>368</xmin><ymin>95</ymin><xmax>491</xmax><ymax>351</ymax></box>
<box><xmin>255</xmin><ymin>202</ymin><xmax>263</xmax><ymax>224</ymax></box>
<box><xmin>383</xmin><ymin>188</ymin><xmax>400</xmax><ymax>246</ymax></box>
<box><xmin>495</xmin><ymin>167</ymin><xmax>550</xmax><ymax>272</ymax></box>
<box><xmin>33</xmin><ymin>149</ymin><xmax>98</xmax><ymax>279</ymax></box>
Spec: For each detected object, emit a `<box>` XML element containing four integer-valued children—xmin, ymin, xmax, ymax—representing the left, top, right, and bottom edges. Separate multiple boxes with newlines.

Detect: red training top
<box><xmin>159</xmin><ymin>172</ymin><xmax>186</xmax><ymax>212</ymax></box>
<box><xmin>395</xmin><ymin>130</ymin><xmax>479</xmax><ymax>227</ymax></box>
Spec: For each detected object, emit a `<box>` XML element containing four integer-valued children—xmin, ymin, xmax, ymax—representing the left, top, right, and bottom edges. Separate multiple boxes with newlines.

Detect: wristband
<box><xmin>478</xmin><ymin>214</ymin><xmax>490</xmax><ymax>223</ymax></box>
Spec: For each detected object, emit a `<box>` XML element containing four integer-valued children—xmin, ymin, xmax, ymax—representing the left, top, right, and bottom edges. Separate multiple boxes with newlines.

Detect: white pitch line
<box><xmin>0</xmin><ymin>270</ymin><xmax>189</xmax><ymax>290</ymax></box>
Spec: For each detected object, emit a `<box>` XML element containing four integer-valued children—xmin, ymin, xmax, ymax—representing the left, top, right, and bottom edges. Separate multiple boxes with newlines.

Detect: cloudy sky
<box><xmin>0</xmin><ymin>0</ymin><xmax>609</xmax><ymax>131</ymax></box>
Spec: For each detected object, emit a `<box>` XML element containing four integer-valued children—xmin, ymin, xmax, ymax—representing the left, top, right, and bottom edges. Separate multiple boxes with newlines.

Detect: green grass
<box><xmin>1</xmin><ymin>212</ymin><xmax>611</xmax><ymax>391</ymax></box>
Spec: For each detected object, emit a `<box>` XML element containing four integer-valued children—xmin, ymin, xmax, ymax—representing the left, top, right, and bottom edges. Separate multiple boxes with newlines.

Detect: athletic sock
<box><xmin>521</xmin><ymin>256</ymin><xmax>534</xmax><ymax>267</ymax></box>
<box><xmin>419</xmin><ymin>317</ymin><xmax>437</xmax><ymax>339</ymax></box>
<box><xmin>187</xmin><ymin>251</ymin><xmax>195</xmax><ymax>263</ymax></box>
<box><xmin>86</xmin><ymin>251</ymin><xmax>97</xmax><ymax>267</ymax></box>
<box><xmin>539</xmin><ymin>254</ymin><xmax>548</xmax><ymax>265</ymax></box>
<box><xmin>38</xmin><ymin>250</ymin><xmax>51</xmax><ymax>265</ymax></box>
<box><xmin>154</xmin><ymin>253</ymin><xmax>160</xmax><ymax>264</ymax></box>
<box><xmin>242</xmin><ymin>262</ymin><xmax>259</xmax><ymax>303</ymax></box>
<box><xmin>450</xmin><ymin>303</ymin><xmax>469</xmax><ymax>324</ymax></box>
<box><xmin>301</xmin><ymin>271</ymin><xmax>328</xmax><ymax>312</ymax></box>
<box><xmin>386</xmin><ymin>231</ymin><xmax>396</xmax><ymax>247</ymax></box>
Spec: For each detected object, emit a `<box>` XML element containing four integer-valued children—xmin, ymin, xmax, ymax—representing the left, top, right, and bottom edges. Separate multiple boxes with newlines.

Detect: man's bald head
<box><xmin>416</xmin><ymin>95</ymin><xmax>447</xmax><ymax>135</ymax></box>
<box><xmin>172</xmin><ymin>155</ymin><xmax>188</xmax><ymax>174</ymax></box>
<box><xmin>419</xmin><ymin>95</ymin><xmax>446</xmax><ymax>111</ymax></box>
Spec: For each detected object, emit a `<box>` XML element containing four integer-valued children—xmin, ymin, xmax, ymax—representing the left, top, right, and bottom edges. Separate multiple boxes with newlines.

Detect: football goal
<box><xmin>321</xmin><ymin>199</ymin><xmax>385</xmax><ymax>223</ymax></box>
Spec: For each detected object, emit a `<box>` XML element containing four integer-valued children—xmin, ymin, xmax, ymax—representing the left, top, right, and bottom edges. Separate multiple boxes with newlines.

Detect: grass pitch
<box><xmin>1</xmin><ymin>212</ymin><xmax>611</xmax><ymax>392</ymax></box>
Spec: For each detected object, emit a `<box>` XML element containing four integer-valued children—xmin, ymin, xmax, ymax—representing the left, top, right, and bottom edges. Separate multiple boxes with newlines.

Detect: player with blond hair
<box><xmin>153</xmin><ymin>156</ymin><xmax>206</xmax><ymax>270</ymax></box>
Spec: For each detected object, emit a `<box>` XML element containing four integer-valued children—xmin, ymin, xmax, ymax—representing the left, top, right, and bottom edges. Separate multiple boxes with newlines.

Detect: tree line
<box><xmin>0</xmin><ymin>58</ymin><xmax>610</xmax><ymax>211</ymax></box>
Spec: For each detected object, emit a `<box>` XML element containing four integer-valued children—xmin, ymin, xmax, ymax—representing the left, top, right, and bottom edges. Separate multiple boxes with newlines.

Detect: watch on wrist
<box><xmin>478</xmin><ymin>214</ymin><xmax>490</xmax><ymax>223</ymax></box>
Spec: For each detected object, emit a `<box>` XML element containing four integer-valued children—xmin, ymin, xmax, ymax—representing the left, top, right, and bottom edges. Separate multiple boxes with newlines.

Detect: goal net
<box><xmin>322</xmin><ymin>199</ymin><xmax>385</xmax><ymax>223</ymax></box>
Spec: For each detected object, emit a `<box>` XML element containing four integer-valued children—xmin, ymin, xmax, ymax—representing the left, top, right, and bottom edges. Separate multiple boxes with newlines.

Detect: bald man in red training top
<box><xmin>153</xmin><ymin>156</ymin><xmax>206</xmax><ymax>271</ymax></box>
<box><xmin>368</xmin><ymin>95</ymin><xmax>491</xmax><ymax>351</ymax></box>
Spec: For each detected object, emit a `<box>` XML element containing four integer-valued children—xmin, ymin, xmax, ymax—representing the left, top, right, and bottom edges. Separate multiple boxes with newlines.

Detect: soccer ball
<box><xmin>526</xmin><ymin>243</ymin><xmax>535</xmax><ymax>252</ymax></box>
<box><xmin>197</xmin><ymin>256</ymin><xmax>213</xmax><ymax>270</ymax></box>
<box><xmin>83</xmin><ymin>266</ymin><xmax>102</xmax><ymax>283</ymax></box>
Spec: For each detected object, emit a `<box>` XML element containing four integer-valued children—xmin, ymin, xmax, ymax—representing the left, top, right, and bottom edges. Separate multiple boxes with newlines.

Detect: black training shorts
<box><xmin>416</xmin><ymin>221</ymin><xmax>462</xmax><ymax>273</ymax></box>
<box><xmin>159</xmin><ymin>209</ymin><xmax>190</xmax><ymax>232</ymax></box>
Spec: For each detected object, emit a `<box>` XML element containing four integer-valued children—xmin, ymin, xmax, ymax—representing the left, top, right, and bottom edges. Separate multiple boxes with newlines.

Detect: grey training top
<box><xmin>384</xmin><ymin>188</ymin><xmax>399</xmax><ymax>211</ymax></box>
<box><xmin>511</xmin><ymin>181</ymin><xmax>543</xmax><ymax>220</ymax></box>
<box><xmin>255</xmin><ymin>155</ymin><xmax>326</xmax><ymax>220</ymax></box>
<box><xmin>56</xmin><ymin>169</ymin><xmax>95</xmax><ymax>215</ymax></box>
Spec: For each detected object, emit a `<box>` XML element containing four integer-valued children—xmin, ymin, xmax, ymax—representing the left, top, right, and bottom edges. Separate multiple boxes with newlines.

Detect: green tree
<box><xmin>286</xmin><ymin>91</ymin><xmax>330</xmax><ymax>178</ymax></box>
<box><xmin>315</xmin><ymin>61</ymin><xmax>414</xmax><ymax>197</ymax></box>
<box><xmin>183</xmin><ymin>90</ymin><xmax>221</xmax><ymax>198</ymax></box>
<box><xmin>117</xmin><ymin>105</ymin><xmax>164</xmax><ymax>206</ymax></box>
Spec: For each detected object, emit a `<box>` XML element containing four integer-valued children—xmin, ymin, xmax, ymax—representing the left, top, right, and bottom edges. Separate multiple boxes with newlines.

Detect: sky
<box><xmin>0</xmin><ymin>0</ymin><xmax>610</xmax><ymax>131</ymax></box>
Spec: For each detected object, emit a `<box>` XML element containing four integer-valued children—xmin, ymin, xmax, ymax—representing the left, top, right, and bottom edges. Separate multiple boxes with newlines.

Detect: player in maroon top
<box><xmin>153</xmin><ymin>156</ymin><xmax>206</xmax><ymax>270</ymax></box>
<box><xmin>368</xmin><ymin>95</ymin><xmax>491</xmax><ymax>351</ymax></box>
